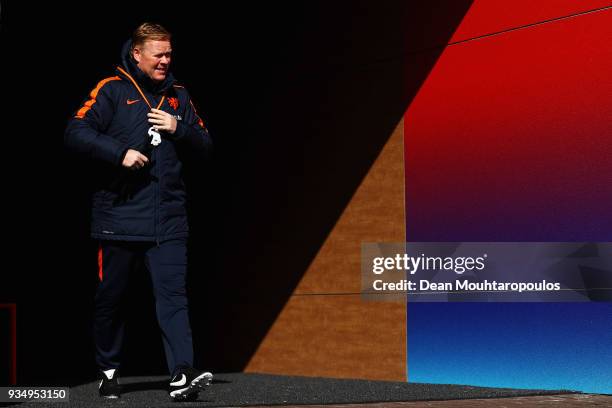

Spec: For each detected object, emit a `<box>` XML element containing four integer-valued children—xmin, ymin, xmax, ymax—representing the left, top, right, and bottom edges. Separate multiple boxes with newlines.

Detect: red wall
<box><xmin>405</xmin><ymin>2</ymin><xmax>612</xmax><ymax>241</ymax></box>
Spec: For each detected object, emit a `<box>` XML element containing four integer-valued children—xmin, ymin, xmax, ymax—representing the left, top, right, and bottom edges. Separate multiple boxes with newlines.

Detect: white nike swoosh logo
<box><xmin>170</xmin><ymin>374</ymin><xmax>187</xmax><ymax>387</ymax></box>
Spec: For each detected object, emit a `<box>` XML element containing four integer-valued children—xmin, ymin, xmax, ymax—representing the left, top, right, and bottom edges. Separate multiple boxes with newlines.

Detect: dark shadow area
<box><xmin>0</xmin><ymin>308</ymin><xmax>10</xmax><ymax>386</ymax></box>
<box><xmin>1</xmin><ymin>0</ymin><xmax>472</xmax><ymax>386</ymax></box>
<box><xmin>118</xmin><ymin>378</ymin><xmax>167</xmax><ymax>393</ymax></box>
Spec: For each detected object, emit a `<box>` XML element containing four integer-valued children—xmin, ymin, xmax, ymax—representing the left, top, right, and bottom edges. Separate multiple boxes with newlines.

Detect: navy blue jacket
<box><xmin>65</xmin><ymin>40</ymin><xmax>212</xmax><ymax>242</ymax></box>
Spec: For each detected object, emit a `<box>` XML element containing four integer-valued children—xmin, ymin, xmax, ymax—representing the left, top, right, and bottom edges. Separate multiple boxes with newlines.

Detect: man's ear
<box><xmin>132</xmin><ymin>48</ymin><xmax>142</xmax><ymax>63</ymax></box>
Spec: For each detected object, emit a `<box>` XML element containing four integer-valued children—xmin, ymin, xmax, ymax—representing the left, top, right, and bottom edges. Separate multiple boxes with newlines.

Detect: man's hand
<box><xmin>122</xmin><ymin>149</ymin><xmax>149</xmax><ymax>170</ymax></box>
<box><xmin>147</xmin><ymin>108</ymin><xmax>177</xmax><ymax>134</ymax></box>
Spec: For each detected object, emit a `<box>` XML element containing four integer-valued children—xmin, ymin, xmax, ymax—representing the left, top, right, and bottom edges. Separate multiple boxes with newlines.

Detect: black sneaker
<box><xmin>98</xmin><ymin>369</ymin><xmax>120</xmax><ymax>399</ymax></box>
<box><xmin>168</xmin><ymin>368</ymin><xmax>212</xmax><ymax>401</ymax></box>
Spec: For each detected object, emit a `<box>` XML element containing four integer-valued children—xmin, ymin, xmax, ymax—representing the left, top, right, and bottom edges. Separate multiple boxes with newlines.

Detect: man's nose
<box><xmin>160</xmin><ymin>56</ymin><xmax>170</xmax><ymax>65</ymax></box>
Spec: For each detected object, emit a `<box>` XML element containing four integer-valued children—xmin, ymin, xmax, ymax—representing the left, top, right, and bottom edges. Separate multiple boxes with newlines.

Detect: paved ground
<box><xmin>8</xmin><ymin>373</ymin><xmax>594</xmax><ymax>408</ymax></box>
<box><xmin>275</xmin><ymin>394</ymin><xmax>612</xmax><ymax>407</ymax></box>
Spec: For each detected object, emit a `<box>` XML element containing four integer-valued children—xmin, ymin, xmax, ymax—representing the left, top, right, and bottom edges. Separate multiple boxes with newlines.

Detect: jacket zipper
<box><xmin>117</xmin><ymin>67</ymin><xmax>165</xmax><ymax>246</ymax></box>
<box><xmin>155</xmin><ymin>144</ymin><xmax>160</xmax><ymax>247</ymax></box>
<box><xmin>153</xmin><ymin>94</ymin><xmax>161</xmax><ymax>247</ymax></box>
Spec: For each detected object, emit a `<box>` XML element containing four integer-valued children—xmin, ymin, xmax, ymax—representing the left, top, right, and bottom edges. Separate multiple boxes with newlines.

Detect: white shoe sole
<box><xmin>170</xmin><ymin>372</ymin><xmax>213</xmax><ymax>401</ymax></box>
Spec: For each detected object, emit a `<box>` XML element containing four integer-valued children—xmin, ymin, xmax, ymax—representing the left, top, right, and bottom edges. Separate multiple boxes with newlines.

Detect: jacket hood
<box><xmin>118</xmin><ymin>39</ymin><xmax>175</xmax><ymax>94</ymax></box>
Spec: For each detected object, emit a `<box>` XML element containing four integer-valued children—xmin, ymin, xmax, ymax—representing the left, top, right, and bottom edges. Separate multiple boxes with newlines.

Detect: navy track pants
<box><xmin>94</xmin><ymin>239</ymin><xmax>193</xmax><ymax>376</ymax></box>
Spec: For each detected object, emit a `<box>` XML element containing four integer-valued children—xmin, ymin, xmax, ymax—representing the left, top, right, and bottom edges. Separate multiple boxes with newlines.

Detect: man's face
<box><xmin>133</xmin><ymin>40</ymin><xmax>172</xmax><ymax>82</ymax></box>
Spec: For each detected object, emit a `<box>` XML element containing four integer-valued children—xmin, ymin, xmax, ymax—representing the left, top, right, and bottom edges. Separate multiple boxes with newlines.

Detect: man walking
<box><xmin>64</xmin><ymin>22</ymin><xmax>212</xmax><ymax>401</ymax></box>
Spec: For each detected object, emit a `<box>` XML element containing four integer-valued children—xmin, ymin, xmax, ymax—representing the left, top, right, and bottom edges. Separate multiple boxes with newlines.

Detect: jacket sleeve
<box><xmin>64</xmin><ymin>78</ymin><xmax>127</xmax><ymax>166</ymax></box>
<box><xmin>170</xmin><ymin>90</ymin><xmax>213</xmax><ymax>156</ymax></box>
